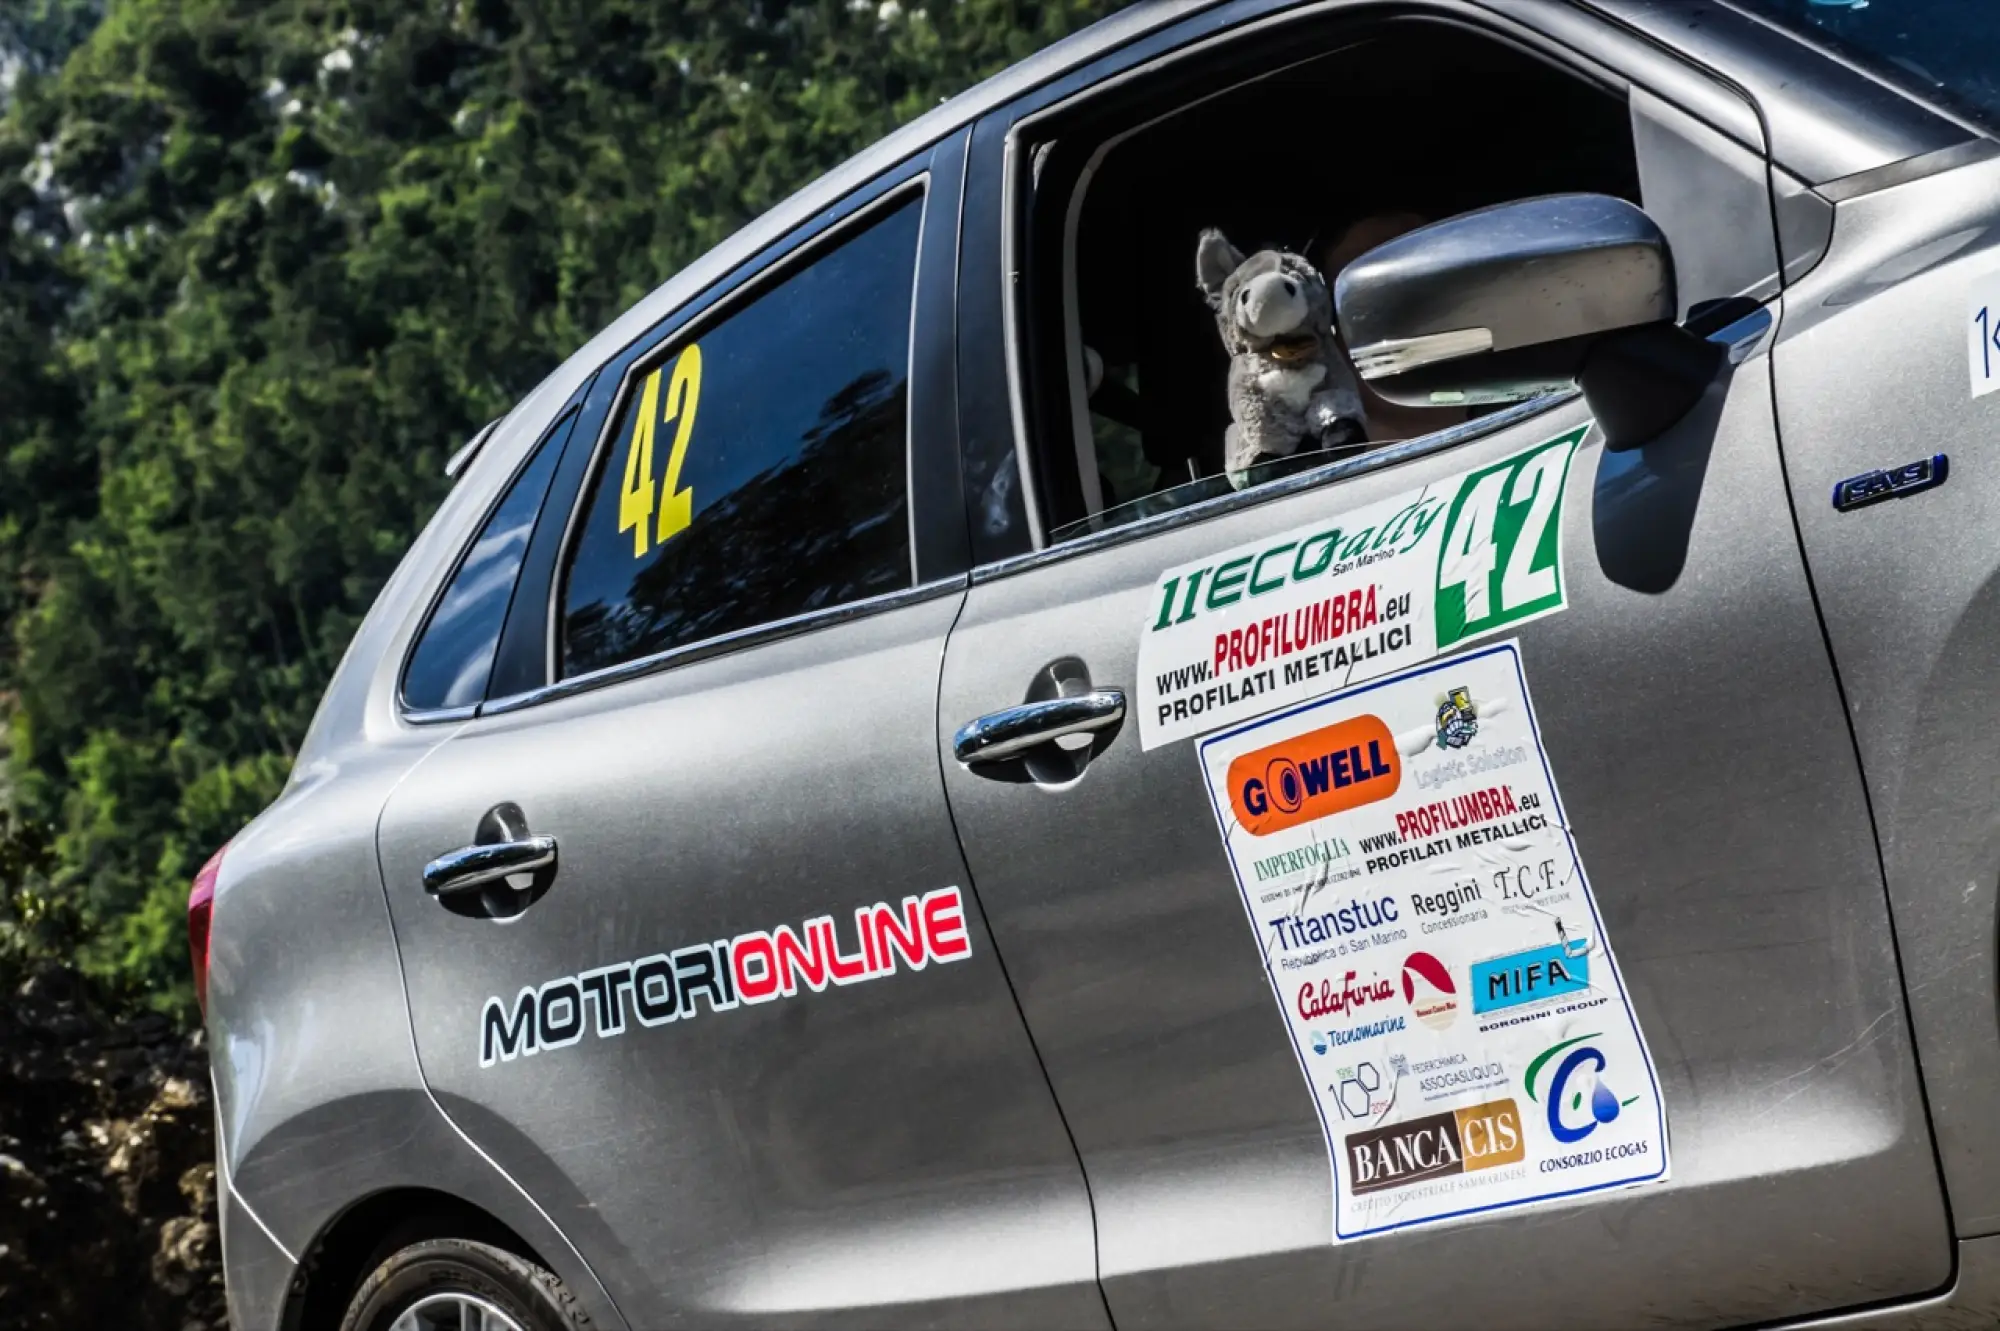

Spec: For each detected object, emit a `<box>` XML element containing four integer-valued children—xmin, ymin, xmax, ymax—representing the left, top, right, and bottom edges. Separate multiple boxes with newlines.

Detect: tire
<box><xmin>338</xmin><ymin>1237</ymin><xmax>594</xmax><ymax>1331</ymax></box>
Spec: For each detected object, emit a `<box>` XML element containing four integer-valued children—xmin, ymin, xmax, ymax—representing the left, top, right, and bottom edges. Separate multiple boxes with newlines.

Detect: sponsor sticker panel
<box><xmin>1137</xmin><ymin>426</ymin><xmax>1585</xmax><ymax>749</ymax></box>
<box><xmin>1198</xmin><ymin>640</ymin><xmax>1667</xmax><ymax>1241</ymax></box>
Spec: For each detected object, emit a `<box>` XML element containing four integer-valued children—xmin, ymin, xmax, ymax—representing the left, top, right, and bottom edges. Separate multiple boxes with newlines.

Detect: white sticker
<box><xmin>1197</xmin><ymin>640</ymin><xmax>1667</xmax><ymax>1242</ymax></box>
<box><xmin>1137</xmin><ymin>427</ymin><xmax>1584</xmax><ymax>750</ymax></box>
<box><xmin>1971</xmin><ymin>275</ymin><xmax>2000</xmax><ymax>397</ymax></box>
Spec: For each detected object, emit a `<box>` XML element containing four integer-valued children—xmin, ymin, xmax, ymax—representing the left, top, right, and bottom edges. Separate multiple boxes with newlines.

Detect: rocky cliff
<box><xmin>0</xmin><ymin>962</ymin><xmax>225</xmax><ymax>1328</ymax></box>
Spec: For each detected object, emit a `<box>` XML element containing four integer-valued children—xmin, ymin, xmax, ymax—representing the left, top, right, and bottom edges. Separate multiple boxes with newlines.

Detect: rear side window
<box><xmin>559</xmin><ymin>195</ymin><xmax>921</xmax><ymax>679</ymax></box>
<box><xmin>402</xmin><ymin>417</ymin><xmax>569</xmax><ymax>712</ymax></box>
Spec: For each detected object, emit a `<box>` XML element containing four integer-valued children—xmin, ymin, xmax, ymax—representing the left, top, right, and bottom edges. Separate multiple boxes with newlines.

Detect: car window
<box><xmin>1014</xmin><ymin>26</ymin><xmax>1641</xmax><ymax>545</ymax></box>
<box><xmin>558</xmin><ymin>195</ymin><xmax>922</xmax><ymax>679</ymax></box>
<box><xmin>402</xmin><ymin>415</ymin><xmax>572</xmax><ymax>712</ymax></box>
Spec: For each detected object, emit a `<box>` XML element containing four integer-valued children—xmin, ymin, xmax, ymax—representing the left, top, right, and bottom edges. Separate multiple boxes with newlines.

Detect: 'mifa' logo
<box><xmin>1435</xmin><ymin>686</ymin><xmax>1478</xmax><ymax>749</ymax></box>
<box><xmin>1470</xmin><ymin>939</ymin><xmax>1590</xmax><ymax>1015</ymax></box>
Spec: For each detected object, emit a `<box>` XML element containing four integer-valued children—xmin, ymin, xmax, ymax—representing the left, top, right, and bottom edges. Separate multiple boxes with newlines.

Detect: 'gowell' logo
<box><xmin>1227</xmin><ymin>714</ymin><xmax>1401</xmax><ymax>836</ymax></box>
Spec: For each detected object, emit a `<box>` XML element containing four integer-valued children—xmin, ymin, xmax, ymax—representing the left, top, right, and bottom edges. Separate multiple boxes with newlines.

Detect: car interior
<box><xmin>1016</xmin><ymin>22</ymin><xmax>1644</xmax><ymax>542</ymax></box>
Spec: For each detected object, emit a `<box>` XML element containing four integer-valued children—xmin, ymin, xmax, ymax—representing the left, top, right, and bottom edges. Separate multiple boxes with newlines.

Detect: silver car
<box><xmin>196</xmin><ymin>2</ymin><xmax>2000</xmax><ymax>1327</ymax></box>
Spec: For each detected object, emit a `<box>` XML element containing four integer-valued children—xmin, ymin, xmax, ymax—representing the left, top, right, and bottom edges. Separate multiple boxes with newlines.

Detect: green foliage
<box><xmin>0</xmin><ymin>0</ymin><xmax>1127</xmax><ymax>1016</ymax></box>
<box><xmin>0</xmin><ymin>806</ymin><xmax>95</xmax><ymax>987</ymax></box>
<box><xmin>0</xmin><ymin>0</ymin><xmax>105</xmax><ymax>85</ymax></box>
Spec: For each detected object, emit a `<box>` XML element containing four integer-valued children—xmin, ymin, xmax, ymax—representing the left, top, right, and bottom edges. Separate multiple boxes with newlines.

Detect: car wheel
<box><xmin>338</xmin><ymin>1237</ymin><xmax>593</xmax><ymax>1331</ymax></box>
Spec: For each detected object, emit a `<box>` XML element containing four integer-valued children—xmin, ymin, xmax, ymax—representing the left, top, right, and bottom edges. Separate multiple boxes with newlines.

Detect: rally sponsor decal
<box><xmin>476</xmin><ymin>887</ymin><xmax>971</xmax><ymax>1068</ymax></box>
<box><xmin>1199</xmin><ymin>641</ymin><xmax>1666</xmax><ymax>1241</ymax></box>
<box><xmin>1138</xmin><ymin>427</ymin><xmax>1584</xmax><ymax>749</ymax></box>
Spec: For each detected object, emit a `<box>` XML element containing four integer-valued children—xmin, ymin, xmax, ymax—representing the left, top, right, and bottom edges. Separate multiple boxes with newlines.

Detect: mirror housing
<box><xmin>1335</xmin><ymin>194</ymin><xmax>1723</xmax><ymax>449</ymax></box>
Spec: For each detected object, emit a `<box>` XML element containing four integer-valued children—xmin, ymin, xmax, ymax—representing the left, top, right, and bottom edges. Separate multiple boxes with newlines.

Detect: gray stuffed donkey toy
<box><xmin>1196</xmin><ymin>228</ymin><xmax>1367</xmax><ymax>489</ymax></box>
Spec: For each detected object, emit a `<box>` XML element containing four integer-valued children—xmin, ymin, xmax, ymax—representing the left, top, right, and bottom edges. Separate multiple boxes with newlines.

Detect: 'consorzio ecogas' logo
<box><xmin>1524</xmin><ymin>1033</ymin><xmax>1640</xmax><ymax>1145</ymax></box>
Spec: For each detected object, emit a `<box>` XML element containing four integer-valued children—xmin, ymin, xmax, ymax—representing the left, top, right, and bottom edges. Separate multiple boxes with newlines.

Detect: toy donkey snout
<box><xmin>1233</xmin><ymin>270</ymin><xmax>1310</xmax><ymax>338</ymax></box>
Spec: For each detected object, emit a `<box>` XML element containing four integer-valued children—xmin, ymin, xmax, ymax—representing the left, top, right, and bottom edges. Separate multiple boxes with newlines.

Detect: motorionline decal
<box><xmin>477</xmin><ymin>887</ymin><xmax>971</xmax><ymax>1068</ymax></box>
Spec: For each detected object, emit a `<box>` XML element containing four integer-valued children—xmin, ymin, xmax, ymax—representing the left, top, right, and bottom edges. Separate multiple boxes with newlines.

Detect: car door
<box><xmin>937</xmin><ymin>6</ymin><xmax>1951</xmax><ymax>1329</ymax></box>
<box><xmin>374</xmin><ymin>143</ymin><xmax>1106</xmax><ymax>1329</ymax></box>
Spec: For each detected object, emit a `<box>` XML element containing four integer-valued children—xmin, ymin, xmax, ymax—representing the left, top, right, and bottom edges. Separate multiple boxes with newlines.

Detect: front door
<box><xmin>377</xmin><ymin>177</ymin><xmax>1103</xmax><ymax>1328</ymax></box>
<box><xmin>940</xmin><ymin>383</ymin><xmax>1949</xmax><ymax>1330</ymax></box>
<box><xmin>935</xmin><ymin>8</ymin><xmax>1951</xmax><ymax>1326</ymax></box>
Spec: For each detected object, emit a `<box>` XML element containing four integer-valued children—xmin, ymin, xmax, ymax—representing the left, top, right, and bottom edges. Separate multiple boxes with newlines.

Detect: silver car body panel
<box><xmin>206</xmin><ymin>750</ymin><xmax>628</xmax><ymax>1330</ymax></box>
<box><xmin>216</xmin><ymin>1102</ymin><xmax>295</xmax><ymax>1331</ymax></box>
<box><xmin>1766</xmin><ymin>149</ymin><xmax>2000</xmax><ymax>1238</ymax></box>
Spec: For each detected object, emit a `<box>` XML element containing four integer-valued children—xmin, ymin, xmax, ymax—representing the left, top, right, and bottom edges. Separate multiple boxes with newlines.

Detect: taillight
<box><xmin>188</xmin><ymin>845</ymin><xmax>226</xmax><ymax>1014</ymax></box>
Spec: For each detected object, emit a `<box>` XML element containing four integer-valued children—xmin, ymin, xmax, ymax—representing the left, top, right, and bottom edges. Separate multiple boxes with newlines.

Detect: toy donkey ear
<box><xmin>1195</xmin><ymin>228</ymin><xmax>1244</xmax><ymax>304</ymax></box>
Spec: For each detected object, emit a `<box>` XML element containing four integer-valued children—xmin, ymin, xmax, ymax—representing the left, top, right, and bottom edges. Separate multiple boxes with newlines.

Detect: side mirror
<box><xmin>1334</xmin><ymin>194</ymin><xmax>1723</xmax><ymax>450</ymax></box>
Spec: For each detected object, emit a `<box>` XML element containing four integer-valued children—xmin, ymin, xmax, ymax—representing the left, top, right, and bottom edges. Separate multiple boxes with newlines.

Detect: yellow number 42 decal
<box><xmin>618</xmin><ymin>343</ymin><xmax>702</xmax><ymax>559</ymax></box>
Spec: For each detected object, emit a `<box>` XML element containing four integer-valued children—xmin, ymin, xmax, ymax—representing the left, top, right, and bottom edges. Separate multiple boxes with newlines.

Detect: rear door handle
<box><xmin>423</xmin><ymin>835</ymin><xmax>558</xmax><ymax>899</ymax></box>
<box><xmin>954</xmin><ymin>689</ymin><xmax>1126</xmax><ymax>764</ymax></box>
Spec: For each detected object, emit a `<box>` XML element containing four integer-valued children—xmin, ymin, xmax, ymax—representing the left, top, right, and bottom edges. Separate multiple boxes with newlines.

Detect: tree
<box><xmin>0</xmin><ymin>0</ymin><xmax>1127</xmax><ymax>1011</ymax></box>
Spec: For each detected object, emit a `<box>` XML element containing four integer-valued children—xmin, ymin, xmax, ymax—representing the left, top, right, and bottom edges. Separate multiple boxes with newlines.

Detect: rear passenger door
<box><xmin>937</xmin><ymin>7</ymin><xmax>1950</xmax><ymax>1329</ymax></box>
<box><xmin>375</xmin><ymin>142</ymin><xmax>1106</xmax><ymax>1329</ymax></box>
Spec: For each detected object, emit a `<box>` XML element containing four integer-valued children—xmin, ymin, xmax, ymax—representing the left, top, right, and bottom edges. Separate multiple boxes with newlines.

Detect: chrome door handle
<box><xmin>954</xmin><ymin>689</ymin><xmax>1126</xmax><ymax>764</ymax></box>
<box><xmin>423</xmin><ymin>835</ymin><xmax>558</xmax><ymax>899</ymax></box>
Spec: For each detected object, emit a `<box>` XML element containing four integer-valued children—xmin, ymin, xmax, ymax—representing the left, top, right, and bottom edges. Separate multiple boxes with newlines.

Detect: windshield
<box><xmin>1734</xmin><ymin>0</ymin><xmax>2000</xmax><ymax>133</ymax></box>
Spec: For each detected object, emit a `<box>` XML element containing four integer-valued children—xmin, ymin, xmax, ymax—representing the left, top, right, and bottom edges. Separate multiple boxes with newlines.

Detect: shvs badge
<box><xmin>1137</xmin><ymin>426</ymin><xmax>1585</xmax><ymax>749</ymax></box>
<box><xmin>1198</xmin><ymin>641</ymin><xmax>1668</xmax><ymax>1242</ymax></box>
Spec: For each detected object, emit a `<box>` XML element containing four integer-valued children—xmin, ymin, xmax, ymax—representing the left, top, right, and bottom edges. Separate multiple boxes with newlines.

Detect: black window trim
<box><xmin>517</xmin><ymin>165</ymin><xmax>948</xmax><ymax>707</ymax></box>
<box><xmin>975</xmin><ymin>394</ymin><xmax>1578</xmax><ymax>584</ymax></box>
<box><xmin>472</xmin><ymin>138</ymin><xmax>968</xmax><ymax>717</ymax></box>
<box><xmin>482</xmin><ymin>574</ymin><xmax>968</xmax><ymax>718</ymax></box>
<box><xmin>972</xmin><ymin>0</ymin><xmax>1762</xmax><ymax>579</ymax></box>
<box><xmin>398</xmin><ymin>403</ymin><xmax>586</xmax><ymax>725</ymax></box>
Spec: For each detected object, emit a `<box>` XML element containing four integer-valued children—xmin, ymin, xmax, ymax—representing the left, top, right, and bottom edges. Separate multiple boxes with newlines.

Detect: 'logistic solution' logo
<box><xmin>1227</xmin><ymin>714</ymin><xmax>1401</xmax><ymax>836</ymax></box>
